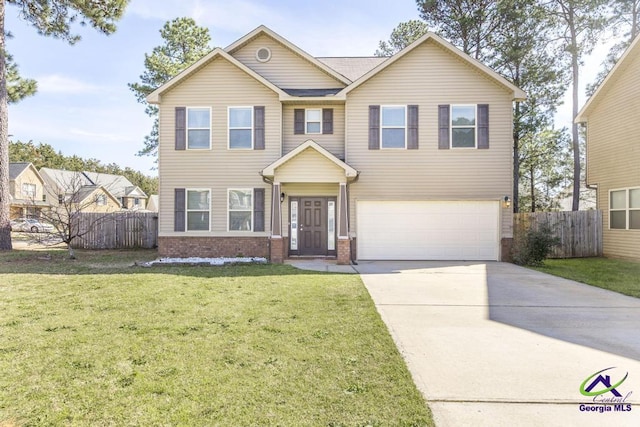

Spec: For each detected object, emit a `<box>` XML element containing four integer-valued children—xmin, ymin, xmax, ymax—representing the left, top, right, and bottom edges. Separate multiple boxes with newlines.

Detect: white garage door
<box><xmin>357</xmin><ymin>201</ymin><xmax>500</xmax><ymax>261</ymax></box>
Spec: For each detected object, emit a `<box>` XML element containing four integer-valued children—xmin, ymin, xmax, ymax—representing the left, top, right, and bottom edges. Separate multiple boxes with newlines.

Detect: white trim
<box><xmin>228</xmin><ymin>188</ymin><xmax>254</xmax><ymax>232</ymax></box>
<box><xmin>228</xmin><ymin>106</ymin><xmax>254</xmax><ymax>150</ymax></box>
<box><xmin>380</xmin><ymin>105</ymin><xmax>407</xmax><ymax>149</ymax></box>
<box><xmin>305</xmin><ymin>108</ymin><xmax>322</xmax><ymax>134</ymax></box>
<box><xmin>328</xmin><ymin>200</ymin><xmax>336</xmax><ymax>251</ymax></box>
<box><xmin>609</xmin><ymin>187</ymin><xmax>640</xmax><ymax>230</ymax></box>
<box><xmin>185</xmin><ymin>188</ymin><xmax>211</xmax><ymax>232</ymax></box>
<box><xmin>450</xmin><ymin>104</ymin><xmax>477</xmax><ymax>149</ymax></box>
<box><xmin>186</xmin><ymin>107</ymin><xmax>212</xmax><ymax>150</ymax></box>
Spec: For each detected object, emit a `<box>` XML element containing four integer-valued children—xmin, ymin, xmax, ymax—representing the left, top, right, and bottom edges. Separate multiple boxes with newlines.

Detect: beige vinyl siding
<box><xmin>280</xmin><ymin>183</ymin><xmax>340</xmax><ymax>238</ymax></box>
<box><xmin>82</xmin><ymin>190</ymin><xmax>120</xmax><ymax>213</ymax></box>
<box><xmin>345</xmin><ymin>39</ymin><xmax>514</xmax><ymax>238</ymax></box>
<box><xmin>584</xmin><ymin>50</ymin><xmax>640</xmax><ymax>260</ymax></box>
<box><xmin>282</xmin><ymin>104</ymin><xmax>345</xmax><ymax>158</ymax></box>
<box><xmin>231</xmin><ymin>34</ymin><xmax>345</xmax><ymax>89</ymax></box>
<box><xmin>275</xmin><ymin>147</ymin><xmax>347</xmax><ymax>183</ymax></box>
<box><xmin>158</xmin><ymin>57</ymin><xmax>281</xmax><ymax>236</ymax></box>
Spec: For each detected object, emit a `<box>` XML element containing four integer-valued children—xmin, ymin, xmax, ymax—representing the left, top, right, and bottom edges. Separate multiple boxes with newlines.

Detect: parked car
<box><xmin>10</xmin><ymin>218</ymin><xmax>55</xmax><ymax>233</ymax></box>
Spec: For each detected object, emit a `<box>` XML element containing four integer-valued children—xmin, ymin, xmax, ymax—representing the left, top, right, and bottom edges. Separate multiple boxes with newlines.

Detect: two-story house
<box><xmin>148</xmin><ymin>26</ymin><xmax>525</xmax><ymax>264</ymax></box>
<box><xmin>40</xmin><ymin>168</ymin><xmax>121</xmax><ymax>213</ymax></box>
<box><xmin>8</xmin><ymin>162</ymin><xmax>48</xmax><ymax>219</ymax></box>
<box><xmin>576</xmin><ymin>34</ymin><xmax>640</xmax><ymax>261</ymax></box>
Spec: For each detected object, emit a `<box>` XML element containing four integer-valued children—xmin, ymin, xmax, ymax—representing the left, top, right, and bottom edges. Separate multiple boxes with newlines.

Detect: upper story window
<box><xmin>187</xmin><ymin>107</ymin><xmax>211</xmax><ymax>149</ymax></box>
<box><xmin>134</xmin><ymin>198</ymin><xmax>140</xmax><ymax>206</ymax></box>
<box><xmin>22</xmin><ymin>183</ymin><xmax>36</xmax><ymax>198</ymax></box>
<box><xmin>229</xmin><ymin>107</ymin><xmax>253</xmax><ymax>149</ymax></box>
<box><xmin>451</xmin><ymin>105</ymin><xmax>476</xmax><ymax>148</ymax></box>
<box><xmin>96</xmin><ymin>194</ymin><xmax>107</xmax><ymax>206</ymax></box>
<box><xmin>186</xmin><ymin>189</ymin><xmax>210</xmax><ymax>231</ymax></box>
<box><xmin>306</xmin><ymin>109</ymin><xmax>322</xmax><ymax>134</ymax></box>
<box><xmin>228</xmin><ymin>189</ymin><xmax>253</xmax><ymax>231</ymax></box>
<box><xmin>610</xmin><ymin>188</ymin><xmax>640</xmax><ymax>230</ymax></box>
<box><xmin>381</xmin><ymin>106</ymin><xmax>407</xmax><ymax>149</ymax></box>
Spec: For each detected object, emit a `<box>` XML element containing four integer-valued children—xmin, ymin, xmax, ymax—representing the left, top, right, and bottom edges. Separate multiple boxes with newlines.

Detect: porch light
<box><xmin>503</xmin><ymin>196</ymin><xmax>511</xmax><ymax>208</ymax></box>
<box><xmin>280</xmin><ymin>192</ymin><xmax>286</xmax><ymax>203</ymax></box>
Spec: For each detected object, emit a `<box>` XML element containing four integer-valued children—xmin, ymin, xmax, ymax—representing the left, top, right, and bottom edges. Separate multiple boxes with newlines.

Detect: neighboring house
<box><xmin>39</xmin><ymin>168</ymin><xmax>120</xmax><ymax>213</ymax></box>
<box><xmin>576</xmin><ymin>34</ymin><xmax>640</xmax><ymax>261</ymax></box>
<box><xmin>146</xmin><ymin>195</ymin><xmax>159</xmax><ymax>212</ymax></box>
<box><xmin>83</xmin><ymin>172</ymin><xmax>148</xmax><ymax>210</ymax></box>
<box><xmin>8</xmin><ymin>162</ymin><xmax>49</xmax><ymax>219</ymax></box>
<box><xmin>147</xmin><ymin>25</ymin><xmax>525</xmax><ymax>263</ymax></box>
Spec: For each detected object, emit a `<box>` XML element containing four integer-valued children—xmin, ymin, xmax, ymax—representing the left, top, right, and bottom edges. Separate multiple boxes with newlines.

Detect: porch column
<box><xmin>269</xmin><ymin>182</ymin><xmax>284</xmax><ymax>263</ymax></box>
<box><xmin>337</xmin><ymin>182</ymin><xmax>351</xmax><ymax>265</ymax></box>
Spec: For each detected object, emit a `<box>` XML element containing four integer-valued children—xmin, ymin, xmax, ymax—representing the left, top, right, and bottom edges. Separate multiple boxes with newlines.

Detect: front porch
<box><xmin>261</xmin><ymin>140</ymin><xmax>358</xmax><ymax>265</ymax></box>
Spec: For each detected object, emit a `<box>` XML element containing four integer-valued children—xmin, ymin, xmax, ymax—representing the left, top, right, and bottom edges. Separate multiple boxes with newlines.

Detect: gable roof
<box><xmin>261</xmin><ymin>139</ymin><xmax>358</xmax><ymax>179</ymax></box>
<box><xmin>9</xmin><ymin>162</ymin><xmax>44</xmax><ymax>183</ymax></box>
<box><xmin>146</xmin><ymin>47</ymin><xmax>287</xmax><ymax>104</ymax></box>
<box><xmin>39</xmin><ymin>168</ymin><xmax>93</xmax><ymax>191</ymax></box>
<box><xmin>317</xmin><ymin>57</ymin><xmax>388</xmax><ymax>81</ymax></box>
<box><xmin>338</xmin><ymin>32</ymin><xmax>526</xmax><ymax>100</ymax></box>
<box><xmin>82</xmin><ymin>171</ymin><xmax>147</xmax><ymax>199</ymax></box>
<box><xmin>226</xmin><ymin>25</ymin><xmax>352</xmax><ymax>86</ymax></box>
<box><xmin>576</xmin><ymin>34</ymin><xmax>640</xmax><ymax>122</ymax></box>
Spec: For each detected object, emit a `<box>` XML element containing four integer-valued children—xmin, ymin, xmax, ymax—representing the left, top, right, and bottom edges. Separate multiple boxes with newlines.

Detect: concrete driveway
<box><xmin>356</xmin><ymin>261</ymin><xmax>640</xmax><ymax>427</ymax></box>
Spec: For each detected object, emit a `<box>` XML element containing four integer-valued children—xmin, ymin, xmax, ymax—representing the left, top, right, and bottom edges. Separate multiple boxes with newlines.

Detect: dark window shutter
<box><xmin>369</xmin><ymin>105</ymin><xmax>380</xmax><ymax>150</ymax></box>
<box><xmin>175</xmin><ymin>107</ymin><xmax>186</xmax><ymax>150</ymax></box>
<box><xmin>174</xmin><ymin>188</ymin><xmax>185</xmax><ymax>232</ymax></box>
<box><xmin>254</xmin><ymin>106</ymin><xmax>265</xmax><ymax>150</ymax></box>
<box><xmin>253</xmin><ymin>188</ymin><xmax>265</xmax><ymax>232</ymax></box>
<box><xmin>408</xmin><ymin>105</ymin><xmax>419</xmax><ymax>149</ymax></box>
<box><xmin>438</xmin><ymin>105</ymin><xmax>450</xmax><ymax>150</ymax></box>
<box><xmin>322</xmin><ymin>108</ymin><xmax>333</xmax><ymax>134</ymax></box>
<box><xmin>477</xmin><ymin>104</ymin><xmax>489</xmax><ymax>149</ymax></box>
<box><xmin>294</xmin><ymin>109</ymin><xmax>305</xmax><ymax>134</ymax></box>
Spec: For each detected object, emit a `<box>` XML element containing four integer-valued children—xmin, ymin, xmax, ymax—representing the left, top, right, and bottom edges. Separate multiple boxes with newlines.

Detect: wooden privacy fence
<box><xmin>513</xmin><ymin>210</ymin><xmax>603</xmax><ymax>258</ymax></box>
<box><xmin>71</xmin><ymin>212</ymin><xmax>158</xmax><ymax>249</ymax></box>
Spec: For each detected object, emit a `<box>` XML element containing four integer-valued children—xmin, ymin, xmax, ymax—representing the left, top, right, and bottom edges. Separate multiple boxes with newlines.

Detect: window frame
<box><xmin>609</xmin><ymin>187</ymin><xmax>640</xmax><ymax>230</ymax></box>
<box><xmin>228</xmin><ymin>106</ymin><xmax>254</xmax><ymax>150</ymax></box>
<box><xmin>450</xmin><ymin>104</ymin><xmax>477</xmax><ymax>149</ymax></box>
<box><xmin>185</xmin><ymin>188</ymin><xmax>211</xmax><ymax>232</ymax></box>
<box><xmin>186</xmin><ymin>107</ymin><xmax>212</xmax><ymax>150</ymax></box>
<box><xmin>22</xmin><ymin>183</ymin><xmax>36</xmax><ymax>198</ymax></box>
<box><xmin>305</xmin><ymin>108</ymin><xmax>322</xmax><ymax>134</ymax></box>
<box><xmin>95</xmin><ymin>194</ymin><xmax>107</xmax><ymax>206</ymax></box>
<box><xmin>380</xmin><ymin>105</ymin><xmax>407</xmax><ymax>149</ymax></box>
<box><xmin>228</xmin><ymin>188</ymin><xmax>254</xmax><ymax>232</ymax></box>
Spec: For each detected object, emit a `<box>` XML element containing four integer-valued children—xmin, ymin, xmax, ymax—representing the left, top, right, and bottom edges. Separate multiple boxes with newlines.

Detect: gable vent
<box><xmin>256</xmin><ymin>47</ymin><xmax>271</xmax><ymax>62</ymax></box>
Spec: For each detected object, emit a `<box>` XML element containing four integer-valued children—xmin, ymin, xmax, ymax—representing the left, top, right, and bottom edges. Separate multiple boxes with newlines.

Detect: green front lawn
<box><xmin>533</xmin><ymin>257</ymin><xmax>640</xmax><ymax>298</ymax></box>
<box><xmin>0</xmin><ymin>249</ymin><xmax>433</xmax><ymax>426</ymax></box>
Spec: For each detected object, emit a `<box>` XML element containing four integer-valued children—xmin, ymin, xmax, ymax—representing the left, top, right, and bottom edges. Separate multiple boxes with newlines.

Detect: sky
<box><xmin>6</xmin><ymin>0</ymin><xmax>613</xmax><ymax>176</ymax></box>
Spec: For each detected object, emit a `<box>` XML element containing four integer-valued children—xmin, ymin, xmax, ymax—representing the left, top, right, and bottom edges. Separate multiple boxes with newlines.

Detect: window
<box><xmin>229</xmin><ymin>107</ymin><xmax>253</xmax><ymax>149</ymax></box>
<box><xmin>381</xmin><ymin>106</ymin><xmax>406</xmax><ymax>148</ymax></box>
<box><xmin>134</xmin><ymin>198</ymin><xmax>140</xmax><ymax>206</ymax></box>
<box><xmin>610</xmin><ymin>188</ymin><xmax>640</xmax><ymax>230</ymax></box>
<box><xmin>451</xmin><ymin>105</ymin><xmax>476</xmax><ymax>148</ymax></box>
<box><xmin>187</xmin><ymin>107</ymin><xmax>211</xmax><ymax>149</ymax></box>
<box><xmin>306</xmin><ymin>109</ymin><xmax>322</xmax><ymax>134</ymax></box>
<box><xmin>96</xmin><ymin>194</ymin><xmax>107</xmax><ymax>206</ymax></box>
<box><xmin>22</xmin><ymin>183</ymin><xmax>36</xmax><ymax>198</ymax></box>
<box><xmin>228</xmin><ymin>189</ymin><xmax>253</xmax><ymax>231</ymax></box>
<box><xmin>186</xmin><ymin>189</ymin><xmax>210</xmax><ymax>231</ymax></box>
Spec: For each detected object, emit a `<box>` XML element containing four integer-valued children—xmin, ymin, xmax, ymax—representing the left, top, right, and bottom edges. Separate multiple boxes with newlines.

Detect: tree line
<box><xmin>9</xmin><ymin>140</ymin><xmax>158</xmax><ymax>197</ymax></box>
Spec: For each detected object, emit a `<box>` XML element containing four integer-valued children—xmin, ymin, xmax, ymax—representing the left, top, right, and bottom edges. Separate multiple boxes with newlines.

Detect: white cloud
<box><xmin>36</xmin><ymin>75</ymin><xmax>107</xmax><ymax>95</ymax></box>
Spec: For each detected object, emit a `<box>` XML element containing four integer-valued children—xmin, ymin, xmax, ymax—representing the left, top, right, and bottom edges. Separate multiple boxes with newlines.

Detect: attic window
<box><xmin>256</xmin><ymin>47</ymin><xmax>271</xmax><ymax>62</ymax></box>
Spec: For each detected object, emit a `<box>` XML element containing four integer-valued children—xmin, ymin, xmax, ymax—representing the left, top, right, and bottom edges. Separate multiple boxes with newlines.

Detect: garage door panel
<box><xmin>357</xmin><ymin>201</ymin><xmax>499</xmax><ymax>261</ymax></box>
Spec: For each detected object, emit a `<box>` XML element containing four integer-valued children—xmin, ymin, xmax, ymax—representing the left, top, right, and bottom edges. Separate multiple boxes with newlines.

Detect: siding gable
<box><xmin>230</xmin><ymin>34</ymin><xmax>347</xmax><ymax>89</ymax></box>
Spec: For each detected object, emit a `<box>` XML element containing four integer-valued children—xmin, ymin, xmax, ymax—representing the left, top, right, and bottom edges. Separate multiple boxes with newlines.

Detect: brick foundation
<box><xmin>159</xmin><ymin>236</ymin><xmax>269</xmax><ymax>259</ymax></box>
<box><xmin>270</xmin><ymin>237</ymin><xmax>284</xmax><ymax>264</ymax></box>
<box><xmin>501</xmin><ymin>237</ymin><xmax>513</xmax><ymax>262</ymax></box>
<box><xmin>337</xmin><ymin>238</ymin><xmax>351</xmax><ymax>265</ymax></box>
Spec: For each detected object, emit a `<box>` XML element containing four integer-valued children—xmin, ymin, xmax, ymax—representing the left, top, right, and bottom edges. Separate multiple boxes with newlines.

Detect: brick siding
<box><xmin>159</xmin><ymin>236</ymin><xmax>269</xmax><ymax>259</ymax></box>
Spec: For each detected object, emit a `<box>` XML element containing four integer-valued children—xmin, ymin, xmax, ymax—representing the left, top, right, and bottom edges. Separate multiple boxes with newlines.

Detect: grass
<box><xmin>533</xmin><ymin>257</ymin><xmax>640</xmax><ymax>298</ymax></box>
<box><xmin>0</xmin><ymin>249</ymin><xmax>433</xmax><ymax>426</ymax></box>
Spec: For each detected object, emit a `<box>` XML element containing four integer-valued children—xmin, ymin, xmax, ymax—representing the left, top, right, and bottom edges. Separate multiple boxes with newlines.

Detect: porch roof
<box><xmin>261</xmin><ymin>140</ymin><xmax>359</xmax><ymax>182</ymax></box>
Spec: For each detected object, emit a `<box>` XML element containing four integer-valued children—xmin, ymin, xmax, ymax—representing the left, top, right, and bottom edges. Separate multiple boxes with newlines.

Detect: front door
<box><xmin>299</xmin><ymin>198</ymin><xmax>327</xmax><ymax>255</ymax></box>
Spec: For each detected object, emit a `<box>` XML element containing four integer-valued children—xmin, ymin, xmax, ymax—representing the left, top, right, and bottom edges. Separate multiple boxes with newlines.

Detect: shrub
<box><xmin>512</xmin><ymin>224</ymin><xmax>560</xmax><ymax>266</ymax></box>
